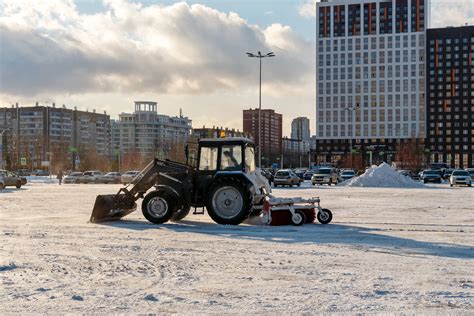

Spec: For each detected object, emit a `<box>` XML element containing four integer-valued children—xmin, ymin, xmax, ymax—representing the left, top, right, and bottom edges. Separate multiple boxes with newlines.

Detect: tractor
<box><xmin>90</xmin><ymin>137</ymin><xmax>332</xmax><ymax>226</ymax></box>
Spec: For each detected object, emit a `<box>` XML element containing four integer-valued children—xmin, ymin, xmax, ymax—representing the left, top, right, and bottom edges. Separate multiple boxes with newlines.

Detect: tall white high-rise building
<box><xmin>315</xmin><ymin>0</ymin><xmax>430</xmax><ymax>164</ymax></box>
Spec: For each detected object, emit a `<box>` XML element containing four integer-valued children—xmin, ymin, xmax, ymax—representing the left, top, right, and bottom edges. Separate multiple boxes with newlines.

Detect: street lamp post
<box><xmin>343</xmin><ymin>104</ymin><xmax>360</xmax><ymax>167</ymax></box>
<box><xmin>246</xmin><ymin>51</ymin><xmax>275</xmax><ymax>168</ymax></box>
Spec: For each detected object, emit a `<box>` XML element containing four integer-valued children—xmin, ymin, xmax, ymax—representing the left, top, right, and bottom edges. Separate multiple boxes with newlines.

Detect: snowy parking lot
<box><xmin>1</xmin><ymin>181</ymin><xmax>473</xmax><ymax>313</ymax></box>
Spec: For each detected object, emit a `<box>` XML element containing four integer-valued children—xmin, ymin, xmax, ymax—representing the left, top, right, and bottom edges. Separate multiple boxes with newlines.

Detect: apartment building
<box><xmin>426</xmin><ymin>25</ymin><xmax>474</xmax><ymax>168</ymax></box>
<box><xmin>118</xmin><ymin>101</ymin><xmax>192</xmax><ymax>160</ymax></box>
<box><xmin>243</xmin><ymin>108</ymin><xmax>283</xmax><ymax>167</ymax></box>
<box><xmin>316</xmin><ymin>0</ymin><xmax>430</xmax><ymax>164</ymax></box>
<box><xmin>0</xmin><ymin>103</ymin><xmax>110</xmax><ymax>169</ymax></box>
<box><xmin>291</xmin><ymin>117</ymin><xmax>311</xmax><ymax>141</ymax></box>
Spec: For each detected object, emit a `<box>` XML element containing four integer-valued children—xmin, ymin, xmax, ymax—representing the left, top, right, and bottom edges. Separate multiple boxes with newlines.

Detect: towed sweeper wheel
<box><xmin>291</xmin><ymin>210</ymin><xmax>306</xmax><ymax>226</ymax></box>
<box><xmin>317</xmin><ymin>208</ymin><xmax>332</xmax><ymax>224</ymax></box>
<box><xmin>206</xmin><ymin>179</ymin><xmax>251</xmax><ymax>225</ymax></box>
<box><xmin>142</xmin><ymin>191</ymin><xmax>177</xmax><ymax>224</ymax></box>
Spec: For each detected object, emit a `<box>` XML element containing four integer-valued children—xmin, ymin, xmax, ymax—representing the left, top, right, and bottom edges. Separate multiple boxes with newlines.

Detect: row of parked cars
<box><xmin>261</xmin><ymin>167</ymin><xmax>358</xmax><ymax>187</ymax></box>
<box><xmin>0</xmin><ymin>170</ymin><xmax>27</xmax><ymax>190</ymax></box>
<box><xmin>417</xmin><ymin>168</ymin><xmax>473</xmax><ymax>186</ymax></box>
<box><xmin>63</xmin><ymin>170</ymin><xmax>141</xmax><ymax>184</ymax></box>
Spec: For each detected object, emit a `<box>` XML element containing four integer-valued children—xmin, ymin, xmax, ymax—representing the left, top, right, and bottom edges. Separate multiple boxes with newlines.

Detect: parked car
<box><xmin>0</xmin><ymin>170</ymin><xmax>24</xmax><ymax>189</ymax></box>
<box><xmin>465</xmin><ymin>168</ymin><xmax>474</xmax><ymax>179</ymax></box>
<box><xmin>420</xmin><ymin>170</ymin><xmax>442</xmax><ymax>183</ymax></box>
<box><xmin>99</xmin><ymin>172</ymin><xmax>122</xmax><ymax>184</ymax></box>
<box><xmin>77</xmin><ymin>171</ymin><xmax>103</xmax><ymax>184</ymax></box>
<box><xmin>260</xmin><ymin>169</ymin><xmax>274</xmax><ymax>185</ymax></box>
<box><xmin>412</xmin><ymin>170</ymin><xmax>422</xmax><ymax>181</ymax></box>
<box><xmin>443</xmin><ymin>168</ymin><xmax>455</xmax><ymax>180</ymax></box>
<box><xmin>273</xmin><ymin>169</ymin><xmax>302</xmax><ymax>187</ymax></box>
<box><xmin>32</xmin><ymin>169</ymin><xmax>50</xmax><ymax>176</ymax></box>
<box><xmin>339</xmin><ymin>169</ymin><xmax>356</xmax><ymax>182</ymax></box>
<box><xmin>16</xmin><ymin>169</ymin><xmax>31</xmax><ymax>176</ymax></box>
<box><xmin>303</xmin><ymin>170</ymin><xmax>315</xmax><ymax>180</ymax></box>
<box><xmin>398</xmin><ymin>170</ymin><xmax>414</xmax><ymax>178</ymax></box>
<box><xmin>449</xmin><ymin>170</ymin><xmax>472</xmax><ymax>187</ymax></box>
<box><xmin>312</xmin><ymin>168</ymin><xmax>339</xmax><ymax>185</ymax></box>
<box><xmin>121</xmin><ymin>170</ymin><xmax>141</xmax><ymax>184</ymax></box>
<box><xmin>63</xmin><ymin>172</ymin><xmax>83</xmax><ymax>184</ymax></box>
<box><xmin>294</xmin><ymin>169</ymin><xmax>307</xmax><ymax>180</ymax></box>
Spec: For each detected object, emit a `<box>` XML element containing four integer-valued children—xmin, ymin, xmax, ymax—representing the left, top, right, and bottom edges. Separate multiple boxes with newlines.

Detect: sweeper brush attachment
<box><xmin>262</xmin><ymin>197</ymin><xmax>331</xmax><ymax>226</ymax></box>
<box><xmin>90</xmin><ymin>193</ymin><xmax>137</xmax><ymax>223</ymax></box>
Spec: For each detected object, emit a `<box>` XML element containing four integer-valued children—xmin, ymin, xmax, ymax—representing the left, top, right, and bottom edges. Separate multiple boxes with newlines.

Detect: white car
<box><xmin>339</xmin><ymin>169</ymin><xmax>356</xmax><ymax>182</ymax></box>
<box><xmin>78</xmin><ymin>171</ymin><xmax>103</xmax><ymax>184</ymax></box>
<box><xmin>99</xmin><ymin>172</ymin><xmax>122</xmax><ymax>184</ymax></box>
<box><xmin>121</xmin><ymin>171</ymin><xmax>141</xmax><ymax>184</ymax></box>
<box><xmin>63</xmin><ymin>172</ymin><xmax>83</xmax><ymax>184</ymax></box>
<box><xmin>449</xmin><ymin>170</ymin><xmax>472</xmax><ymax>187</ymax></box>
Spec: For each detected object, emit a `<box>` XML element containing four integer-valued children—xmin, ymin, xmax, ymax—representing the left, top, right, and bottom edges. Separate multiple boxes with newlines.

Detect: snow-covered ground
<box><xmin>1</xmin><ymin>182</ymin><xmax>473</xmax><ymax>313</ymax></box>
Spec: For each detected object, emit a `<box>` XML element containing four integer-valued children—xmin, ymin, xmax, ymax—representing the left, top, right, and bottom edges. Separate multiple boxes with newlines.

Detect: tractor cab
<box><xmin>197</xmin><ymin>137</ymin><xmax>256</xmax><ymax>174</ymax></box>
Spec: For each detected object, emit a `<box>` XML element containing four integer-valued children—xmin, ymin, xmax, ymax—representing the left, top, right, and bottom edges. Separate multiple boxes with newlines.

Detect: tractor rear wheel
<box><xmin>142</xmin><ymin>191</ymin><xmax>177</xmax><ymax>224</ymax></box>
<box><xmin>206</xmin><ymin>179</ymin><xmax>251</xmax><ymax>225</ymax></box>
<box><xmin>171</xmin><ymin>205</ymin><xmax>191</xmax><ymax>221</ymax></box>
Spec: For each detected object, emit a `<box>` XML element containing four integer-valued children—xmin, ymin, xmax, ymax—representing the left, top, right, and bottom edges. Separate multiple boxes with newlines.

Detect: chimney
<box><xmin>52</xmin><ymin>102</ymin><xmax>55</xmax><ymax>108</ymax></box>
<box><xmin>35</xmin><ymin>102</ymin><xmax>38</xmax><ymax>106</ymax></box>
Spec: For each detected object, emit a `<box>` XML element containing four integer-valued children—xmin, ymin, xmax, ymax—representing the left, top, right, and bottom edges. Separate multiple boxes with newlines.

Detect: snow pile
<box><xmin>340</xmin><ymin>163</ymin><xmax>426</xmax><ymax>188</ymax></box>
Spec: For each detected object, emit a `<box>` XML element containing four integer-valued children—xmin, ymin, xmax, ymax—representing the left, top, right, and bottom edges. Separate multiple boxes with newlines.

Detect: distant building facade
<box><xmin>291</xmin><ymin>117</ymin><xmax>311</xmax><ymax>141</ymax></box>
<box><xmin>193</xmin><ymin>126</ymin><xmax>250</xmax><ymax>139</ymax></box>
<box><xmin>0</xmin><ymin>103</ymin><xmax>110</xmax><ymax>170</ymax></box>
<box><xmin>243</xmin><ymin>108</ymin><xmax>283</xmax><ymax>167</ymax></box>
<box><xmin>282</xmin><ymin>137</ymin><xmax>311</xmax><ymax>168</ymax></box>
<box><xmin>118</xmin><ymin>101</ymin><xmax>192</xmax><ymax>160</ymax></box>
<box><xmin>426</xmin><ymin>26</ymin><xmax>474</xmax><ymax>168</ymax></box>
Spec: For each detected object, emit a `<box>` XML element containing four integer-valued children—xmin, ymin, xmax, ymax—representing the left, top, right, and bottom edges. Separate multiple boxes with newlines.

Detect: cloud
<box><xmin>298</xmin><ymin>0</ymin><xmax>318</xmax><ymax>18</ymax></box>
<box><xmin>0</xmin><ymin>0</ymin><xmax>313</xmax><ymax>99</ymax></box>
<box><xmin>430</xmin><ymin>0</ymin><xmax>474</xmax><ymax>28</ymax></box>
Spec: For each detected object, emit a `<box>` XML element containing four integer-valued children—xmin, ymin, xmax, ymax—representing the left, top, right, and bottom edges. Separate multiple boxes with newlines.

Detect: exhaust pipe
<box><xmin>90</xmin><ymin>194</ymin><xmax>137</xmax><ymax>223</ymax></box>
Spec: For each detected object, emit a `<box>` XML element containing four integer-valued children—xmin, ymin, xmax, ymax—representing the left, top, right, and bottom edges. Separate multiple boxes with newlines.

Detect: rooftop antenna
<box><xmin>179</xmin><ymin>108</ymin><xmax>183</xmax><ymax>118</ymax></box>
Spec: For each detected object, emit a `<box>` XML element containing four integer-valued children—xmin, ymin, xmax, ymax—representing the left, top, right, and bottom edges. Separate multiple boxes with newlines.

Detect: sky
<box><xmin>1</xmin><ymin>0</ymin><xmax>474</xmax><ymax>136</ymax></box>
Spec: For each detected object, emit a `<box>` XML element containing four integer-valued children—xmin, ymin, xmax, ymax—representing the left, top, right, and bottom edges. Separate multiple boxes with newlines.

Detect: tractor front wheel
<box><xmin>142</xmin><ymin>191</ymin><xmax>177</xmax><ymax>224</ymax></box>
<box><xmin>171</xmin><ymin>205</ymin><xmax>191</xmax><ymax>222</ymax></box>
<box><xmin>206</xmin><ymin>179</ymin><xmax>251</xmax><ymax>225</ymax></box>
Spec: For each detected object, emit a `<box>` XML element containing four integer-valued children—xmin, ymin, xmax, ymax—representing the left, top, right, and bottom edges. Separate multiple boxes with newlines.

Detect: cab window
<box><xmin>245</xmin><ymin>146</ymin><xmax>256</xmax><ymax>172</ymax></box>
<box><xmin>199</xmin><ymin>147</ymin><xmax>218</xmax><ymax>170</ymax></box>
<box><xmin>220</xmin><ymin>145</ymin><xmax>242</xmax><ymax>171</ymax></box>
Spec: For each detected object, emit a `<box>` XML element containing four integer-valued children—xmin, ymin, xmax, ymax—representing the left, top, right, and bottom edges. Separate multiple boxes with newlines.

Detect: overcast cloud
<box><xmin>0</xmin><ymin>0</ymin><xmax>313</xmax><ymax>98</ymax></box>
<box><xmin>1</xmin><ymin>0</ymin><xmax>473</xmax><ymax>135</ymax></box>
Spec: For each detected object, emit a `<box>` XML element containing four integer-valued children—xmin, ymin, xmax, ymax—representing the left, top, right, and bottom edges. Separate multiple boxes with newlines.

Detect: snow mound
<box><xmin>340</xmin><ymin>163</ymin><xmax>426</xmax><ymax>188</ymax></box>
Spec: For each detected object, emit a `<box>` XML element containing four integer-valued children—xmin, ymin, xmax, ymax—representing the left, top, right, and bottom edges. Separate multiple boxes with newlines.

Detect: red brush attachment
<box><xmin>302</xmin><ymin>208</ymin><xmax>316</xmax><ymax>223</ymax></box>
<box><xmin>269</xmin><ymin>209</ymin><xmax>293</xmax><ymax>226</ymax></box>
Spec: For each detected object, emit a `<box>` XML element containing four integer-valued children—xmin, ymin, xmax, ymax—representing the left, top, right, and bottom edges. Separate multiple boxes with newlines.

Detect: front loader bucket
<box><xmin>89</xmin><ymin>194</ymin><xmax>137</xmax><ymax>223</ymax></box>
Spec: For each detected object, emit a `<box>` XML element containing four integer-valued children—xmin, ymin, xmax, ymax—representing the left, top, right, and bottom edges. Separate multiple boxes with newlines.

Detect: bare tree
<box><xmin>395</xmin><ymin>138</ymin><xmax>424</xmax><ymax>172</ymax></box>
